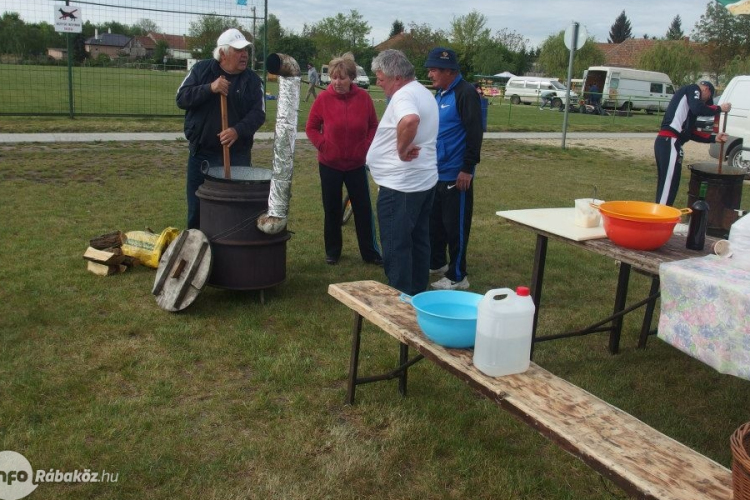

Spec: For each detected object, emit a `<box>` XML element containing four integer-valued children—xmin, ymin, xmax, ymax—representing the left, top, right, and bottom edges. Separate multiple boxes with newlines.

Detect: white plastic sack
<box><xmin>728</xmin><ymin>214</ymin><xmax>750</xmax><ymax>268</ymax></box>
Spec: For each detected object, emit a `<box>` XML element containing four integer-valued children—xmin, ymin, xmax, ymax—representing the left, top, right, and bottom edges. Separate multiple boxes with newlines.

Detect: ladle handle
<box><xmin>220</xmin><ymin>92</ymin><xmax>231</xmax><ymax>179</ymax></box>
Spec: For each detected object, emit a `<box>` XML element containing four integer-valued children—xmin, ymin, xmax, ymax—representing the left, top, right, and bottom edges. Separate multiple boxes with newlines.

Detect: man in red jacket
<box><xmin>305</xmin><ymin>56</ymin><xmax>382</xmax><ymax>265</ymax></box>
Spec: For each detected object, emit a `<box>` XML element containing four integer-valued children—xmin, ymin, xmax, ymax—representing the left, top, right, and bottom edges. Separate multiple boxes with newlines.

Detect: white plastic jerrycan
<box><xmin>473</xmin><ymin>286</ymin><xmax>535</xmax><ymax>377</ymax></box>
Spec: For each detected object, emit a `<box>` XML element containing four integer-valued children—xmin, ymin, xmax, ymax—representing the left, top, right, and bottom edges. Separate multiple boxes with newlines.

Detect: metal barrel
<box><xmin>688</xmin><ymin>162</ymin><xmax>745</xmax><ymax>238</ymax></box>
<box><xmin>196</xmin><ymin>166</ymin><xmax>291</xmax><ymax>290</ymax></box>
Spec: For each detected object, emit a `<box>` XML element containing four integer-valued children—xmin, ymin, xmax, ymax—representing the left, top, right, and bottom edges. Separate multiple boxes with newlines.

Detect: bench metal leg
<box><xmin>345</xmin><ymin>311</ymin><xmax>424</xmax><ymax>405</ymax></box>
<box><xmin>399</xmin><ymin>343</ymin><xmax>408</xmax><ymax>397</ymax></box>
<box><xmin>638</xmin><ymin>276</ymin><xmax>660</xmax><ymax>349</ymax></box>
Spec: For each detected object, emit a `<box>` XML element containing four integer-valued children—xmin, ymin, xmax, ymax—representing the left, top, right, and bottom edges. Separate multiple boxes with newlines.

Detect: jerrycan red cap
<box><xmin>516</xmin><ymin>286</ymin><xmax>530</xmax><ymax>296</ymax></box>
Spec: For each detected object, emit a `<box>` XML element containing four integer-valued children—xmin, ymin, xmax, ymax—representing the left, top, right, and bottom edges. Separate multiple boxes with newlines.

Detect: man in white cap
<box><xmin>176</xmin><ymin>28</ymin><xmax>266</xmax><ymax>229</ymax></box>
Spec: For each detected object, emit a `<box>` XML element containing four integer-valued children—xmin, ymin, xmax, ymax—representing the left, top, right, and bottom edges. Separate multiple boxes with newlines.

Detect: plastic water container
<box><xmin>473</xmin><ymin>286</ymin><xmax>535</xmax><ymax>377</ymax></box>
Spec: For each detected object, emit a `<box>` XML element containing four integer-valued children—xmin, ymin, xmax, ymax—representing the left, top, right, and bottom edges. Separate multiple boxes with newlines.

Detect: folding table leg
<box><xmin>609</xmin><ymin>262</ymin><xmax>631</xmax><ymax>354</ymax></box>
<box><xmin>529</xmin><ymin>234</ymin><xmax>548</xmax><ymax>359</ymax></box>
<box><xmin>638</xmin><ymin>276</ymin><xmax>660</xmax><ymax>349</ymax></box>
<box><xmin>346</xmin><ymin>312</ymin><xmax>364</xmax><ymax>405</ymax></box>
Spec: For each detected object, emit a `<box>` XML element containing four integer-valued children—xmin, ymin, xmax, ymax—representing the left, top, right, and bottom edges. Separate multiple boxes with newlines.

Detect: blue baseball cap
<box><xmin>425</xmin><ymin>47</ymin><xmax>459</xmax><ymax>70</ymax></box>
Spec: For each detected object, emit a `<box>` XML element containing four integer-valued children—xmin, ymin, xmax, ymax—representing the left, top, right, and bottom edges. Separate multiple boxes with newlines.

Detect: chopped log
<box><xmin>89</xmin><ymin>231</ymin><xmax>124</xmax><ymax>250</ymax></box>
<box><xmin>83</xmin><ymin>246</ymin><xmax>127</xmax><ymax>266</ymax></box>
<box><xmin>86</xmin><ymin>261</ymin><xmax>126</xmax><ymax>276</ymax></box>
<box><xmin>119</xmin><ymin>255</ymin><xmax>139</xmax><ymax>267</ymax></box>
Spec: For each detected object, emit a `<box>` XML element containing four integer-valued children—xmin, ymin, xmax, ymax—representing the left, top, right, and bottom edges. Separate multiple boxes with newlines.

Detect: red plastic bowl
<box><xmin>601</xmin><ymin>212</ymin><xmax>679</xmax><ymax>250</ymax></box>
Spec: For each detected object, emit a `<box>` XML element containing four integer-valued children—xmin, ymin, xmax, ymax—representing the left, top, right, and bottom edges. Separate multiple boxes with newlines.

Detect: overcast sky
<box><xmin>7</xmin><ymin>0</ymin><xmax>718</xmax><ymax>49</ymax></box>
<box><xmin>272</xmin><ymin>0</ymin><xmax>717</xmax><ymax>48</ymax></box>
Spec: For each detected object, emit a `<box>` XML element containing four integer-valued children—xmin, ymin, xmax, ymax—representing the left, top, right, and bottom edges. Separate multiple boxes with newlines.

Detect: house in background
<box><xmin>133</xmin><ymin>36</ymin><xmax>157</xmax><ymax>59</ymax></box>
<box><xmin>147</xmin><ymin>33</ymin><xmax>192</xmax><ymax>60</ymax></box>
<box><xmin>84</xmin><ymin>29</ymin><xmax>131</xmax><ymax>59</ymax></box>
<box><xmin>47</xmin><ymin>48</ymin><xmax>67</xmax><ymax>61</ymax></box>
<box><xmin>593</xmin><ymin>37</ymin><xmax>711</xmax><ymax>82</ymax></box>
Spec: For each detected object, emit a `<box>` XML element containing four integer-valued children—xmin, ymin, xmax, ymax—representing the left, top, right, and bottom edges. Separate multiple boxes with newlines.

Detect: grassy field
<box><xmin>0</xmin><ymin>138</ymin><xmax>748</xmax><ymax>499</ymax></box>
<box><xmin>0</xmin><ymin>63</ymin><xmax>663</xmax><ymax>133</ymax></box>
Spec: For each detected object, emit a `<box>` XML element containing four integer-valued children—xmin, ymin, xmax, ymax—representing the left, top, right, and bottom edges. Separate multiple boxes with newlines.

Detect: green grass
<box><xmin>0</xmin><ymin>63</ymin><xmax>662</xmax><ymax>133</ymax></box>
<box><xmin>0</xmin><ymin>138</ymin><xmax>747</xmax><ymax>499</ymax></box>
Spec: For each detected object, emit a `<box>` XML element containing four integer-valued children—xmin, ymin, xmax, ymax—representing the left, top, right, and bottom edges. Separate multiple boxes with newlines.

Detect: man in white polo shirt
<box><xmin>366</xmin><ymin>49</ymin><xmax>439</xmax><ymax>295</ymax></box>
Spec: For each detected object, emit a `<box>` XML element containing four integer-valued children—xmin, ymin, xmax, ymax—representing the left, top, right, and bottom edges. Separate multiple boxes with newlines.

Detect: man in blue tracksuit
<box><xmin>425</xmin><ymin>47</ymin><xmax>483</xmax><ymax>290</ymax></box>
<box><xmin>654</xmin><ymin>80</ymin><xmax>730</xmax><ymax>206</ymax></box>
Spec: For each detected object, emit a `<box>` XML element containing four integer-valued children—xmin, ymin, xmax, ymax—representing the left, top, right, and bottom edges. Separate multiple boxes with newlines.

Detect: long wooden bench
<box><xmin>328</xmin><ymin>280</ymin><xmax>732</xmax><ymax>500</ymax></box>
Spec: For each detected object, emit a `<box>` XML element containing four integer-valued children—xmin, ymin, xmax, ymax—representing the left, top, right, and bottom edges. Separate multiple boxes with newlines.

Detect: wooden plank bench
<box><xmin>328</xmin><ymin>280</ymin><xmax>732</xmax><ymax>500</ymax></box>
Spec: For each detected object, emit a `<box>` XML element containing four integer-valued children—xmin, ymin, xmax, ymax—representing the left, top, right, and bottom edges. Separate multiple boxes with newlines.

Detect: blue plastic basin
<box><xmin>404</xmin><ymin>290</ymin><xmax>483</xmax><ymax>348</ymax></box>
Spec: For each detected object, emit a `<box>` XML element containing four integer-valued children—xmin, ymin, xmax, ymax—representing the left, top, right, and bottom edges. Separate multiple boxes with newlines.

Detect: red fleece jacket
<box><xmin>305</xmin><ymin>84</ymin><xmax>378</xmax><ymax>171</ymax></box>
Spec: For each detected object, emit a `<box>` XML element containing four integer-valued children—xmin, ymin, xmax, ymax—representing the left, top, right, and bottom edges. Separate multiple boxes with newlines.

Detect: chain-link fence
<box><xmin>1</xmin><ymin>0</ymin><xmax>265</xmax><ymax>116</ymax></box>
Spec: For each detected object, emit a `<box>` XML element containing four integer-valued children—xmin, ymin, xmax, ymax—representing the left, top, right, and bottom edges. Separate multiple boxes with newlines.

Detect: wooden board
<box><xmin>152</xmin><ymin>229</ymin><xmax>212</xmax><ymax>312</ymax></box>
<box><xmin>328</xmin><ymin>280</ymin><xmax>732</xmax><ymax>500</ymax></box>
<box><xmin>497</xmin><ymin>208</ymin><xmax>607</xmax><ymax>241</ymax></box>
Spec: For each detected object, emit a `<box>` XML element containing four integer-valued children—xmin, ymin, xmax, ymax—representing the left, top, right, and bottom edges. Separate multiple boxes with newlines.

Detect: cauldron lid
<box><xmin>152</xmin><ymin>229</ymin><xmax>212</xmax><ymax>312</ymax></box>
<box><xmin>204</xmin><ymin>165</ymin><xmax>273</xmax><ymax>182</ymax></box>
<box><xmin>688</xmin><ymin>161</ymin><xmax>746</xmax><ymax>176</ymax></box>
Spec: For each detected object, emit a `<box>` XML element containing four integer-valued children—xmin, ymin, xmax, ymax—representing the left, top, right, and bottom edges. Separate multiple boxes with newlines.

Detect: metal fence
<box><xmin>0</xmin><ymin>0</ymin><xmax>265</xmax><ymax>116</ymax></box>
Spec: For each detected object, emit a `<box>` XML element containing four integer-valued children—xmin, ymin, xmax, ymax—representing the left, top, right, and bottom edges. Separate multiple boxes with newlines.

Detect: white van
<box><xmin>320</xmin><ymin>65</ymin><xmax>330</xmax><ymax>86</ymax></box>
<box><xmin>503</xmin><ymin>76</ymin><xmax>578</xmax><ymax>108</ymax></box>
<box><xmin>709</xmin><ymin>75</ymin><xmax>750</xmax><ymax>171</ymax></box>
<box><xmin>582</xmin><ymin>66</ymin><xmax>674</xmax><ymax>113</ymax></box>
<box><xmin>355</xmin><ymin>65</ymin><xmax>369</xmax><ymax>89</ymax></box>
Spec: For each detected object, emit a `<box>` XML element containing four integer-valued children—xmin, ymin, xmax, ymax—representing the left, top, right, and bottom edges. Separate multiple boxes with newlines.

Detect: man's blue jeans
<box><xmin>186</xmin><ymin>148</ymin><xmax>249</xmax><ymax>229</ymax></box>
<box><xmin>377</xmin><ymin>185</ymin><xmax>435</xmax><ymax>296</ymax></box>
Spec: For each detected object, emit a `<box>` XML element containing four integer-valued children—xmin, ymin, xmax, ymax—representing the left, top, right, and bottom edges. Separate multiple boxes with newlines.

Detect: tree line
<box><xmin>3</xmin><ymin>3</ymin><xmax>750</xmax><ymax>85</ymax></box>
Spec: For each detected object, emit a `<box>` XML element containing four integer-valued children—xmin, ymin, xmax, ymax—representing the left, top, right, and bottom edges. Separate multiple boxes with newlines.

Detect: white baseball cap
<box><xmin>217</xmin><ymin>29</ymin><xmax>251</xmax><ymax>49</ymax></box>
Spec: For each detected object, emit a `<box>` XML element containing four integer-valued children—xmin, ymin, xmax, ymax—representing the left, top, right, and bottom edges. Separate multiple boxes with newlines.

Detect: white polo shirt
<box><xmin>366</xmin><ymin>80</ymin><xmax>438</xmax><ymax>192</ymax></box>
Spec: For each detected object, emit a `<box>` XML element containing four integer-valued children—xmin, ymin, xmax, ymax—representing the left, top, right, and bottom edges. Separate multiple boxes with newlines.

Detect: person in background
<box><xmin>176</xmin><ymin>28</ymin><xmax>266</xmax><ymax>229</ymax></box>
<box><xmin>305</xmin><ymin>56</ymin><xmax>382</xmax><ymax>266</ymax></box>
<box><xmin>587</xmin><ymin>83</ymin><xmax>603</xmax><ymax>115</ymax></box>
<box><xmin>305</xmin><ymin>63</ymin><xmax>319</xmax><ymax>102</ymax></box>
<box><xmin>654</xmin><ymin>80</ymin><xmax>731</xmax><ymax>206</ymax></box>
<box><xmin>425</xmin><ymin>47</ymin><xmax>483</xmax><ymax>290</ymax></box>
<box><xmin>366</xmin><ymin>49</ymin><xmax>439</xmax><ymax>295</ymax></box>
<box><xmin>539</xmin><ymin>87</ymin><xmax>555</xmax><ymax>110</ymax></box>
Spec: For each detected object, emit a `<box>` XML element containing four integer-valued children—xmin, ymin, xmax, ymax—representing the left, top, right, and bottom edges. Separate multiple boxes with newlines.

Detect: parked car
<box><xmin>696</xmin><ymin>114</ymin><xmax>716</xmax><ymax>134</ymax></box>
<box><xmin>319</xmin><ymin>64</ymin><xmax>369</xmax><ymax>89</ymax></box>
<box><xmin>708</xmin><ymin>76</ymin><xmax>750</xmax><ymax>175</ymax></box>
<box><xmin>503</xmin><ymin>76</ymin><xmax>578</xmax><ymax>108</ymax></box>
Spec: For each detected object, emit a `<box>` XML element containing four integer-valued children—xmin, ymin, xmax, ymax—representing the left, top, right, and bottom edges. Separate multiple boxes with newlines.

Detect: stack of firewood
<box><xmin>83</xmin><ymin>231</ymin><xmax>139</xmax><ymax>276</ymax></box>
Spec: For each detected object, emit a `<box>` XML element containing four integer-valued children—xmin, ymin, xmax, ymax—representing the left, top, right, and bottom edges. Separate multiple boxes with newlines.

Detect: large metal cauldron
<box><xmin>688</xmin><ymin>162</ymin><xmax>745</xmax><ymax>238</ymax></box>
<box><xmin>196</xmin><ymin>165</ymin><xmax>291</xmax><ymax>290</ymax></box>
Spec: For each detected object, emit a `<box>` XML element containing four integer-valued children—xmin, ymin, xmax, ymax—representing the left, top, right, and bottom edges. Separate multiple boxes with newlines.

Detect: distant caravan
<box><xmin>582</xmin><ymin>66</ymin><xmax>674</xmax><ymax>113</ymax></box>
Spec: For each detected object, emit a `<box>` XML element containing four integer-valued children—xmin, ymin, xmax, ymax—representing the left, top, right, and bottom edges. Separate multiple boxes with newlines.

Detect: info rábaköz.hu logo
<box><xmin>0</xmin><ymin>450</ymin><xmax>119</xmax><ymax>499</ymax></box>
<box><xmin>0</xmin><ymin>451</ymin><xmax>37</xmax><ymax>500</ymax></box>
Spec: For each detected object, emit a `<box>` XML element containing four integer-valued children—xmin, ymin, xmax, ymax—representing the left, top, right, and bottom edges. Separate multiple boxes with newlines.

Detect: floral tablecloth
<box><xmin>659</xmin><ymin>255</ymin><xmax>750</xmax><ymax>380</ymax></box>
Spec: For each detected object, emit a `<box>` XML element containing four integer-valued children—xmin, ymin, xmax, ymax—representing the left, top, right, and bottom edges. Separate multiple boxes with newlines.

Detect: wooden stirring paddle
<box><xmin>220</xmin><ymin>92</ymin><xmax>231</xmax><ymax>179</ymax></box>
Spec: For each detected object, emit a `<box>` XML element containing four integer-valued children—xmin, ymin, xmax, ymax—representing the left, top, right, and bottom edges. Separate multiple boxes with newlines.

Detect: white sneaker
<box><xmin>429</xmin><ymin>264</ymin><xmax>448</xmax><ymax>275</ymax></box>
<box><xmin>431</xmin><ymin>276</ymin><xmax>469</xmax><ymax>290</ymax></box>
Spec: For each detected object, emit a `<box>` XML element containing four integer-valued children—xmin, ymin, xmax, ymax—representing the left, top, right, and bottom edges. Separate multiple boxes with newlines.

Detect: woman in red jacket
<box><xmin>305</xmin><ymin>56</ymin><xmax>382</xmax><ymax>265</ymax></box>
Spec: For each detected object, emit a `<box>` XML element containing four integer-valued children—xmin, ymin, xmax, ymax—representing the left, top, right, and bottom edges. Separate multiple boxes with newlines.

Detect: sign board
<box><xmin>54</xmin><ymin>4</ymin><xmax>82</xmax><ymax>33</ymax></box>
<box><xmin>564</xmin><ymin>23</ymin><xmax>587</xmax><ymax>51</ymax></box>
